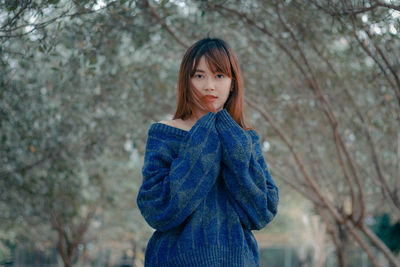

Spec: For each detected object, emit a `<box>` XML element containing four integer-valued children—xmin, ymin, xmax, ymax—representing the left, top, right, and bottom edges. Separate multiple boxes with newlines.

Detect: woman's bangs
<box><xmin>191</xmin><ymin>44</ymin><xmax>232</xmax><ymax>77</ymax></box>
<box><xmin>205</xmin><ymin>49</ymin><xmax>232</xmax><ymax>77</ymax></box>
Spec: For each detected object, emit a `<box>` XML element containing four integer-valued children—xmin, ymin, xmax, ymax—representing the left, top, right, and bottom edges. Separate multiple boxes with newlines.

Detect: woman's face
<box><xmin>190</xmin><ymin>56</ymin><xmax>232</xmax><ymax>113</ymax></box>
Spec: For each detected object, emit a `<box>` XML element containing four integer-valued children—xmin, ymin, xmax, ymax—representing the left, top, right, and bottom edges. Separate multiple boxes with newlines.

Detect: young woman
<box><xmin>137</xmin><ymin>37</ymin><xmax>279</xmax><ymax>267</ymax></box>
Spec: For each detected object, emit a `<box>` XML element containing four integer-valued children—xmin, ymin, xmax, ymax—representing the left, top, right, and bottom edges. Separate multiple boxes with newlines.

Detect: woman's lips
<box><xmin>204</xmin><ymin>95</ymin><xmax>217</xmax><ymax>102</ymax></box>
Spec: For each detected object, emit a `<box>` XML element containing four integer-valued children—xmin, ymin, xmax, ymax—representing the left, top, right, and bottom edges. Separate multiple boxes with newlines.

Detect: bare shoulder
<box><xmin>158</xmin><ymin>119</ymin><xmax>191</xmax><ymax>131</ymax></box>
<box><xmin>158</xmin><ymin>120</ymin><xmax>176</xmax><ymax>127</ymax></box>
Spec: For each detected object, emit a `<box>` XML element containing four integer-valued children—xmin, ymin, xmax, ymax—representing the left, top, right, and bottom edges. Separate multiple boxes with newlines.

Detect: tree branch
<box><xmin>143</xmin><ymin>0</ymin><xmax>189</xmax><ymax>48</ymax></box>
<box><xmin>244</xmin><ymin>95</ymin><xmax>345</xmax><ymax>223</ymax></box>
<box><xmin>0</xmin><ymin>0</ymin><xmax>33</xmax><ymax>30</ymax></box>
<box><xmin>0</xmin><ymin>1</ymin><xmax>118</xmax><ymax>38</ymax></box>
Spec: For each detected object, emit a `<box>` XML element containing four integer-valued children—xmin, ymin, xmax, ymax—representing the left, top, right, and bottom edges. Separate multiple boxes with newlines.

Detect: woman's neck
<box><xmin>188</xmin><ymin>109</ymin><xmax>208</xmax><ymax>122</ymax></box>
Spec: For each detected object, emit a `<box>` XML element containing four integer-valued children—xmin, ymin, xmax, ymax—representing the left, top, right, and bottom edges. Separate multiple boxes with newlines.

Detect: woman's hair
<box><xmin>173</xmin><ymin>37</ymin><xmax>252</xmax><ymax>130</ymax></box>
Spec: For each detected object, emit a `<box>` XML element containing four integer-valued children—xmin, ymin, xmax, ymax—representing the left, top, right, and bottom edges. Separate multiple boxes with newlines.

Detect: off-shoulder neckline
<box><xmin>150</xmin><ymin>122</ymin><xmax>190</xmax><ymax>137</ymax></box>
<box><xmin>150</xmin><ymin>121</ymin><xmax>258</xmax><ymax>138</ymax></box>
<box><xmin>156</xmin><ymin>122</ymin><xmax>190</xmax><ymax>131</ymax></box>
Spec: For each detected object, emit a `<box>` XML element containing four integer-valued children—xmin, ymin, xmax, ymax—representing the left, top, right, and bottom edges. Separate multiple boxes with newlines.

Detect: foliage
<box><xmin>0</xmin><ymin>0</ymin><xmax>399</xmax><ymax>265</ymax></box>
<box><xmin>370</xmin><ymin>213</ymin><xmax>400</xmax><ymax>253</ymax></box>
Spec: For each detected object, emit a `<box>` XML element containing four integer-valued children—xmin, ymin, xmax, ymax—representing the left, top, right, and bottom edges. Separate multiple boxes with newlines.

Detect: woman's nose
<box><xmin>204</xmin><ymin>77</ymin><xmax>215</xmax><ymax>90</ymax></box>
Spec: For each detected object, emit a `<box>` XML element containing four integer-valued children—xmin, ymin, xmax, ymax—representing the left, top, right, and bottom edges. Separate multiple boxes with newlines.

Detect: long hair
<box><xmin>173</xmin><ymin>37</ymin><xmax>252</xmax><ymax>130</ymax></box>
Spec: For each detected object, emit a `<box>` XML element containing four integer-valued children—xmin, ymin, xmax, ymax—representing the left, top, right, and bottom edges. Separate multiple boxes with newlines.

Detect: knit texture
<box><xmin>137</xmin><ymin>109</ymin><xmax>279</xmax><ymax>267</ymax></box>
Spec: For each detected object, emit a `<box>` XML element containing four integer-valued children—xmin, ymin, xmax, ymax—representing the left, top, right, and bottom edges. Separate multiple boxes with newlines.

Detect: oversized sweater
<box><xmin>137</xmin><ymin>109</ymin><xmax>279</xmax><ymax>267</ymax></box>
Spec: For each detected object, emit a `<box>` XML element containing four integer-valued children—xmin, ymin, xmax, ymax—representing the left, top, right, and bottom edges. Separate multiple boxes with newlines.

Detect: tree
<box><xmin>1</xmin><ymin>0</ymin><xmax>399</xmax><ymax>266</ymax></box>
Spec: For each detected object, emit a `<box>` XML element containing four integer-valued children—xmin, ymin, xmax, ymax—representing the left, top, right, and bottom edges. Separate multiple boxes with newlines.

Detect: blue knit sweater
<box><xmin>137</xmin><ymin>109</ymin><xmax>279</xmax><ymax>267</ymax></box>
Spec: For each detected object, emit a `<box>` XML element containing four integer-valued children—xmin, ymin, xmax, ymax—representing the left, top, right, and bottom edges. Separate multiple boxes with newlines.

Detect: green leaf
<box><xmin>88</xmin><ymin>67</ymin><xmax>96</xmax><ymax>76</ymax></box>
<box><xmin>7</xmin><ymin>5</ymin><xmax>18</xmax><ymax>11</ymax></box>
<box><xmin>89</xmin><ymin>56</ymin><xmax>97</xmax><ymax>65</ymax></box>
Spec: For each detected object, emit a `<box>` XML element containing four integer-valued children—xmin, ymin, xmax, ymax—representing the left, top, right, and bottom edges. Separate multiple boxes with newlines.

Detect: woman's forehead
<box><xmin>192</xmin><ymin>55</ymin><xmax>227</xmax><ymax>74</ymax></box>
<box><xmin>195</xmin><ymin>57</ymin><xmax>210</xmax><ymax>70</ymax></box>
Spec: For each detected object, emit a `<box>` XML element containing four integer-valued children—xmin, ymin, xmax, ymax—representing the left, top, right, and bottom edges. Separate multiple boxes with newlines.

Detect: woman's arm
<box><xmin>137</xmin><ymin>112</ymin><xmax>221</xmax><ymax>232</ymax></box>
<box><xmin>215</xmin><ymin>109</ymin><xmax>279</xmax><ymax>231</ymax></box>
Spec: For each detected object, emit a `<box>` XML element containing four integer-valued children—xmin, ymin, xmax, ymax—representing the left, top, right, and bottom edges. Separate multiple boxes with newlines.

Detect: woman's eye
<box><xmin>216</xmin><ymin>74</ymin><xmax>224</xmax><ymax>78</ymax></box>
<box><xmin>195</xmin><ymin>74</ymin><xmax>203</xmax><ymax>78</ymax></box>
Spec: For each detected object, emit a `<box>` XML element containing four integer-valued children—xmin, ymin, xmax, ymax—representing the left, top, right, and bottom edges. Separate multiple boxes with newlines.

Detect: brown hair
<box><xmin>173</xmin><ymin>37</ymin><xmax>252</xmax><ymax>130</ymax></box>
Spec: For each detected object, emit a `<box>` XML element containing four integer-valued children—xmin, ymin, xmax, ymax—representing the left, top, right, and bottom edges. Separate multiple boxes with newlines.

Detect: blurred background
<box><xmin>1</xmin><ymin>0</ymin><xmax>399</xmax><ymax>266</ymax></box>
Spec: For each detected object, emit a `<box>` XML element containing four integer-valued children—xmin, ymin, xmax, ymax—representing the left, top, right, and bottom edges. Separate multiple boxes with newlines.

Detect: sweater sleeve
<box><xmin>137</xmin><ymin>112</ymin><xmax>221</xmax><ymax>232</ymax></box>
<box><xmin>215</xmin><ymin>109</ymin><xmax>279</xmax><ymax>230</ymax></box>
